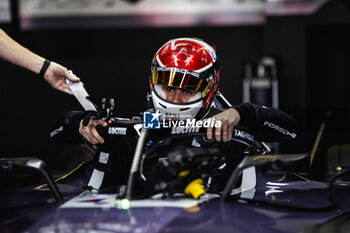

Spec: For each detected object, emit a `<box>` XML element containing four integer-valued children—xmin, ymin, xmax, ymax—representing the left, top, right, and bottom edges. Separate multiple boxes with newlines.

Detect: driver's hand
<box><xmin>79</xmin><ymin>118</ymin><xmax>108</xmax><ymax>144</ymax></box>
<box><xmin>204</xmin><ymin>108</ymin><xmax>240</xmax><ymax>143</ymax></box>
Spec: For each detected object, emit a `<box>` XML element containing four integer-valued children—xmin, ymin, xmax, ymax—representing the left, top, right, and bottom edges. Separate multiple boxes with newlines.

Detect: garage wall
<box><xmin>0</xmin><ymin>1</ymin><xmax>349</xmax><ymax>167</ymax></box>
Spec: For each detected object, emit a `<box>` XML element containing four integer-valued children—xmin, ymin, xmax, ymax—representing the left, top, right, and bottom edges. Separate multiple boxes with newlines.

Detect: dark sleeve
<box><xmin>233</xmin><ymin>103</ymin><xmax>297</xmax><ymax>142</ymax></box>
<box><xmin>49</xmin><ymin>111</ymin><xmax>85</xmax><ymax>143</ymax></box>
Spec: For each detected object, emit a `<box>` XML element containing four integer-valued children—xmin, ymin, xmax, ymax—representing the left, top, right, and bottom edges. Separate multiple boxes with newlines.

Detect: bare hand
<box><xmin>79</xmin><ymin>118</ymin><xmax>108</xmax><ymax>144</ymax></box>
<box><xmin>43</xmin><ymin>61</ymin><xmax>80</xmax><ymax>95</ymax></box>
<box><xmin>205</xmin><ymin>108</ymin><xmax>240</xmax><ymax>142</ymax></box>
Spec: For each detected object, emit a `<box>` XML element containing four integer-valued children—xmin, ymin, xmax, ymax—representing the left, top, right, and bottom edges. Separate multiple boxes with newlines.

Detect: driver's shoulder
<box><xmin>205</xmin><ymin>107</ymin><xmax>226</xmax><ymax>118</ymax></box>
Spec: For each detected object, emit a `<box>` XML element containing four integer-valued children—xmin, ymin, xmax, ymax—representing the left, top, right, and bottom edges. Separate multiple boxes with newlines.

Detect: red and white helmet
<box><xmin>150</xmin><ymin>38</ymin><xmax>221</xmax><ymax>120</ymax></box>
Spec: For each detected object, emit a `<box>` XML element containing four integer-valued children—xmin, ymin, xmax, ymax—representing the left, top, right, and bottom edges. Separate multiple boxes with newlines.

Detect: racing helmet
<box><xmin>150</xmin><ymin>38</ymin><xmax>221</xmax><ymax>120</ymax></box>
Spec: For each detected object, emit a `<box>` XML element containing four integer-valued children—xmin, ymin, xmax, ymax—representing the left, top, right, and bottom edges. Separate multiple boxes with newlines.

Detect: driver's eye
<box><xmin>166</xmin><ymin>87</ymin><xmax>176</xmax><ymax>93</ymax></box>
<box><xmin>183</xmin><ymin>90</ymin><xmax>194</xmax><ymax>95</ymax></box>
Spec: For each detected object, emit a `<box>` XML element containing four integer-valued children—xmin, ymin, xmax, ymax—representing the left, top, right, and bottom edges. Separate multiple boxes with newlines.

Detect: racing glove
<box><xmin>82</xmin><ymin>97</ymin><xmax>116</xmax><ymax>126</ymax></box>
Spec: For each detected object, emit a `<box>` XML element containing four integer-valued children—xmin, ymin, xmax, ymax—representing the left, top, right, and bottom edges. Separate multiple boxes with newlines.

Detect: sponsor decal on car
<box><xmin>108</xmin><ymin>127</ymin><xmax>127</xmax><ymax>135</ymax></box>
<box><xmin>234</xmin><ymin>129</ymin><xmax>254</xmax><ymax>141</ymax></box>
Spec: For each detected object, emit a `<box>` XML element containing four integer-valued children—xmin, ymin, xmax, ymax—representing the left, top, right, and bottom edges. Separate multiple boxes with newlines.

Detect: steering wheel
<box><xmin>97</xmin><ymin>119</ymin><xmax>270</xmax><ymax>155</ymax></box>
<box><xmin>96</xmin><ymin>119</ymin><xmax>270</xmax><ymax>199</ymax></box>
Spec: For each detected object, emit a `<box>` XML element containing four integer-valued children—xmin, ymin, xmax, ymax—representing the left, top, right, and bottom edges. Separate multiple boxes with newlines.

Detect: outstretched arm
<box><xmin>51</xmin><ymin>111</ymin><xmax>109</xmax><ymax>145</ymax></box>
<box><xmin>233</xmin><ymin>103</ymin><xmax>297</xmax><ymax>142</ymax></box>
<box><xmin>0</xmin><ymin>29</ymin><xmax>79</xmax><ymax>94</ymax></box>
<box><xmin>204</xmin><ymin>103</ymin><xmax>297</xmax><ymax>143</ymax></box>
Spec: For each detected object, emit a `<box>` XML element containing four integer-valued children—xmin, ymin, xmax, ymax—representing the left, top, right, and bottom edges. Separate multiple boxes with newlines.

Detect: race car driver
<box><xmin>77</xmin><ymin>38</ymin><xmax>295</xmax><ymax>144</ymax></box>
<box><xmin>52</xmin><ymin>38</ymin><xmax>297</xmax><ymax>194</ymax></box>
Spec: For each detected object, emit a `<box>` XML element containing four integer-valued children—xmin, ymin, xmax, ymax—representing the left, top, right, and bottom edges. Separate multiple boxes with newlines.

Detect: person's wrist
<box><xmin>37</xmin><ymin>59</ymin><xmax>51</xmax><ymax>79</ymax></box>
<box><xmin>229</xmin><ymin>107</ymin><xmax>240</xmax><ymax>121</ymax></box>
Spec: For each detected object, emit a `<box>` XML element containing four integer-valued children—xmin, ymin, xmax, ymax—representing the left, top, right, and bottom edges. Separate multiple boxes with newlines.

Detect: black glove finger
<box><xmin>109</xmin><ymin>98</ymin><xmax>115</xmax><ymax>117</ymax></box>
<box><xmin>95</xmin><ymin>109</ymin><xmax>107</xmax><ymax>119</ymax></box>
<box><xmin>101</xmin><ymin>97</ymin><xmax>107</xmax><ymax>110</ymax></box>
<box><xmin>109</xmin><ymin>98</ymin><xmax>115</xmax><ymax>109</ymax></box>
<box><xmin>106</xmin><ymin>108</ymin><xmax>110</xmax><ymax>118</ymax></box>
<box><xmin>82</xmin><ymin>111</ymin><xmax>97</xmax><ymax>126</ymax></box>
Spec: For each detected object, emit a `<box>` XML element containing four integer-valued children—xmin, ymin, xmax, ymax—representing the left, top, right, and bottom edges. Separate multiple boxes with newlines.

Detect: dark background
<box><xmin>0</xmin><ymin>1</ymin><xmax>349</xmax><ymax>168</ymax></box>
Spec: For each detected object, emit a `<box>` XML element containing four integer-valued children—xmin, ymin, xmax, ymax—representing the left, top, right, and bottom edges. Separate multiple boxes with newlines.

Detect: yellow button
<box><xmin>184</xmin><ymin>179</ymin><xmax>205</xmax><ymax>199</ymax></box>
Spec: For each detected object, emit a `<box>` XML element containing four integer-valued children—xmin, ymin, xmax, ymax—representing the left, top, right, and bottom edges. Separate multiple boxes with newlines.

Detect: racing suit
<box><xmin>51</xmin><ymin>103</ymin><xmax>297</xmax><ymax>195</ymax></box>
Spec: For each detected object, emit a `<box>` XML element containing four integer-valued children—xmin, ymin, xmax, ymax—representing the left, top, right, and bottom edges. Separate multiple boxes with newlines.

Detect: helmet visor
<box><xmin>151</xmin><ymin>67</ymin><xmax>209</xmax><ymax>92</ymax></box>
